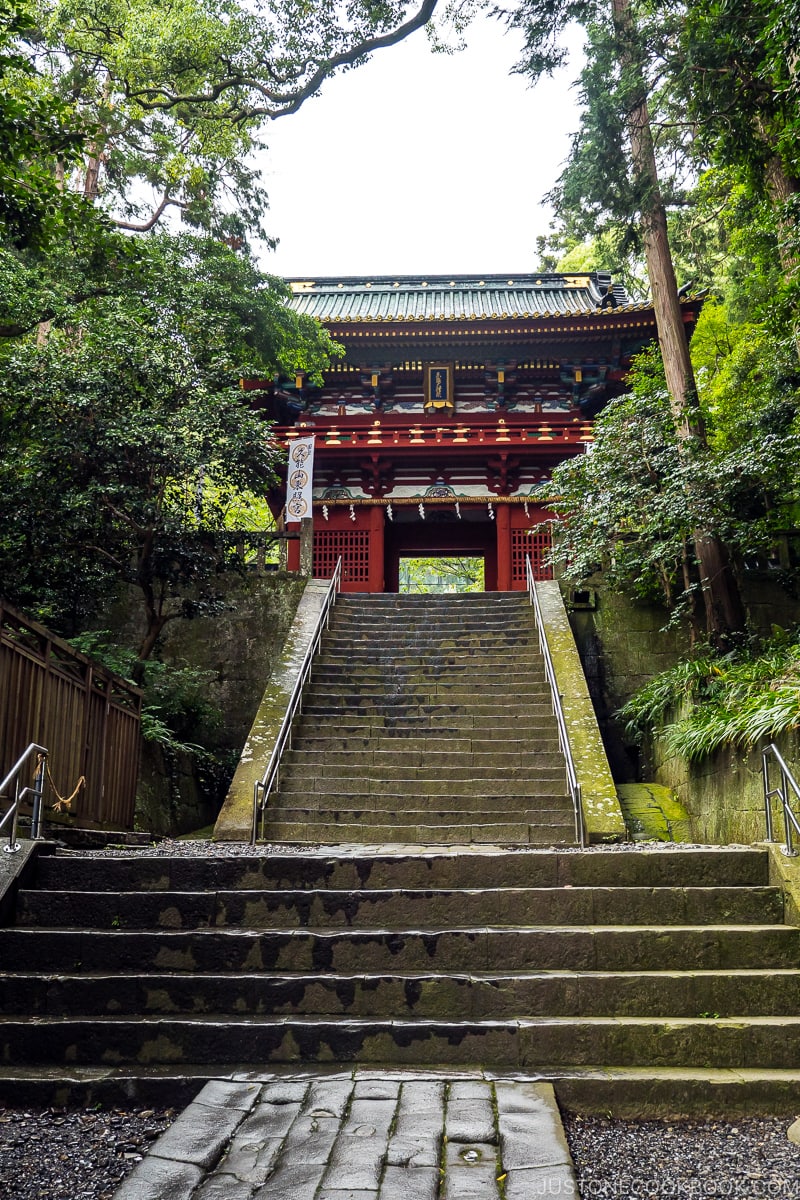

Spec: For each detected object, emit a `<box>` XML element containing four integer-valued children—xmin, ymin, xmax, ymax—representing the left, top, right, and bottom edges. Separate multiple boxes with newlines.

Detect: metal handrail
<box><xmin>251</xmin><ymin>558</ymin><xmax>343</xmax><ymax>844</ymax></box>
<box><xmin>0</xmin><ymin>743</ymin><xmax>49</xmax><ymax>854</ymax></box>
<box><xmin>525</xmin><ymin>556</ymin><xmax>586</xmax><ymax>847</ymax></box>
<box><xmin>762</xmin><ymin>742</ymin><xmax>800</xmax><ymax>857</ymax></box>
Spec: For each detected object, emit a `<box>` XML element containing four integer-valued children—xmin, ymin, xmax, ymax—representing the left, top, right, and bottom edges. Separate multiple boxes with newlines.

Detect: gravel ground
<box><xmin>64</xmin><ymin>837</ymin><xmax>757</xmax><ymax>857</ymax></box>
<box><xmin>564</xmin><ymin>1115</ymin><xmax>800</xmax><ymax>1199</ymax></box>
<box><xmin>60</xmin><ymin>838</ymin><xmax>286</xmax><ymax>857</ymax></box>
<box><xmin>2</xmin><ymin>1106</ymin><xmax>799</xmax><ymax>1199</ymax></box>
<box><xmin>0</xmin><ymin>1106</ymin><xmax>176</xmax><ymax>1200</ymax></box>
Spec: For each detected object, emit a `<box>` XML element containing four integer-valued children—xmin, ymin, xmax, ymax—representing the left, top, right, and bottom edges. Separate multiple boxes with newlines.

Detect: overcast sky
<box><xmin>256</xmin><ymin>15</ymin><xmax>582</xmax><ymax>279</ymax></box>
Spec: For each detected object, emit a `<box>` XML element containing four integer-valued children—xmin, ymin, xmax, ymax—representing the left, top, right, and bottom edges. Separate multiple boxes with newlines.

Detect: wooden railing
<box><xmin>0</xmin><ymin>601</ymin><xmax>142</xmax><ymax>830</ymax></box>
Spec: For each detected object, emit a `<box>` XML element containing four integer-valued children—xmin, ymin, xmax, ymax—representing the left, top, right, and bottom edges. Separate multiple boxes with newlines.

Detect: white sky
<box><xmin>255</xmin><ymin>15</ymin><xmax>582</xmax><ymax>278</ymax></box>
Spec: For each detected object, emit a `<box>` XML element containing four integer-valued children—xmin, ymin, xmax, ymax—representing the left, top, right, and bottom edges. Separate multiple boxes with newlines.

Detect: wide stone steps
<box><xmin>275</xmin><ymin>775</ymin><xmax>569</xmax><ymax>796</ymax></box>
<box><xmin>275</xmin><ymin>589</ymin><xmax>568</xmax><ymax>845</ymax></box>
<box><xmin>300</xmin><ymin>688</ymin><xmax>551</xmax><ymax>706</ymax></box>
<box><xmin>4</xmin><ymin>1014</ymin><xmax>800</xmax><ymax>1070</ymax></box>
<box><xmin>263</xmin><ymin>800</ymin><xmax>573</xmax><ymax>820</ymax></box>
<box><xmin>4</xmin><ymin>847</ymin><xmax>800</xmax><ymax>1111</ymax></box>
<box><xmin>296</xmin><ymin>705</ymin><xmax>557</xmax><ymax>723</ymax></box>
<box><xmin>280</xmin><ymin>748</ymin><xmax>562</xmax><ymax>767</ymax></box>
<box><xmin>316</xmin><ymin>651</ymin><xmax>546</xmax><ymax>666</ymax></box>
<box><xmin>15</xmin><ymin>885</ymin><xmax>784</xmax><ymax>930</ymax></box>
<box><xmin>304</xmin><ymin>679</ymin><xmax>550</xmax><ymax>697</ymax></box>
<box><xmin>261</xmin><ymin>819</ymin><xmax>577</xmax><ymax>844</ymax></box>
<box><xmin>30</xmin><ymin>847</ymin><xmax>771</xmax><ymax>891</ymax></box>
<box><xmin>288</xmin><ymin>735</ymin><xmax>562</xmax><ymax>753</ymax></box>
<box><xmin>6</xmin><ymin>968</ymin><xmax>797</xmax><ymax>1020</ymax></box>
<box><xmin>3</xmin><ymin>922</ymin><xmax>796</xmax><ymax>973</ymax></box>
<box><xmin>262</xmin><ymin>810</ymin><xmax>575</xmax><ymax>834</ymax></box>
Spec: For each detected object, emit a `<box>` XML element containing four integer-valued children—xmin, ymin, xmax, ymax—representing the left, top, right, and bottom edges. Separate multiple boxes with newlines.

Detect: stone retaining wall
<box><xmin>567</xmin><ymin>573</ymin><xmax>800</xmax><ymax>845</ymax></box>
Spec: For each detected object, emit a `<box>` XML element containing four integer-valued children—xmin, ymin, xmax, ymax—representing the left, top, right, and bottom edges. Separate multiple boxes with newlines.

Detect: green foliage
<box><xmin>8</xmin><ymin>0</ymin><xmax>441</xmax><ymax>244</ymax></box>
<box><xmin>620</xmin><ymin>634</ymin><xmax>800</xmax><ymax>761</ymax></box>
<box><xmin>69</xmin><ymin>630</ymin><xmax>221</xmax><ymax>755</ymax></box>
<box><xmin>549</xmin><ymin>346</ymin><xmax>695</xmax><ymax>610</ymax></box>
<box><xmin>549</xmin><ymin>338</ymin><xmax>800</xmax><ymax>624</ymax></box>
<box><xmin>0</xmin><ymin>233</ymin><xmax>336</xmax><ymax>647</ymax></box>
<box><xmin>398</xmin><ymin>556</ymin><xmax>483</xmax><ymax>593</ymax></box>
<box><xmin>0</xmin><ymin>0</ymin><xmax>92</xmax><ymax>248</ymax></box>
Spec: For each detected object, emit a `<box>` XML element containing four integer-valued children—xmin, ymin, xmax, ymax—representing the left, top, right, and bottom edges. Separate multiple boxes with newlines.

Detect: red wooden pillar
<box><xmin>287</xmin><ymin>521</ymin><xmax>301</xmax><ymax>572</ymax></box>
<box><xmin>368</xmin><ymin>504</ymin><xmax>385</xmax><ymax>593</ymax></box>
<box><xmin>496</xmin><ymin>503</ymin><xmax>512</xmax><ymax>591</ymax></box>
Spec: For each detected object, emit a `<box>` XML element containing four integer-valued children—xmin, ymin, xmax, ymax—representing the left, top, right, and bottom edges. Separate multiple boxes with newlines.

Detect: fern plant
<box><xmin>620</xmin><ymin>634</ymin><xmax>800</xmax><ymax>761</ymax></box>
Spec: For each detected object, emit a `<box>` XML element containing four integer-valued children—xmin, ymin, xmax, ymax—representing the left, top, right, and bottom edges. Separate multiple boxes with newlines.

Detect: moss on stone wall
<box><xmin>567</xmin><ymin>573</ymin><xmax>800</xmax><ymax>845</ymax></box>
<box><xmin>107</xmin><ymin>571</ymin><xmax>307</xmax><ymax>834</ymax></box>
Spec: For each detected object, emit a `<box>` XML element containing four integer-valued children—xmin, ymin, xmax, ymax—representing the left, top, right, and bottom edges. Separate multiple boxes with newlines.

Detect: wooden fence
<box><xmin>0</xmin><ymin>601</ymin><xmax>142</xmax><ymax>829</ymax></box>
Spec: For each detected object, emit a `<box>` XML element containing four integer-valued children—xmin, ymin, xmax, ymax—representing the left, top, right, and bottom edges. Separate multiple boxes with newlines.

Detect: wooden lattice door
<box><xmin>313</xmin><ymin>528</ymin><xmax>371</xmax><ymax>588</ymax></box>
<box><xmin>511</xmin><ymin>525</ymin><xmax>553</xmax><ymax>585</ymax></box>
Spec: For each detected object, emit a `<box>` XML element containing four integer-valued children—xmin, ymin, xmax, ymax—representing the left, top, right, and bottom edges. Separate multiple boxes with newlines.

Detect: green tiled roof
<box><xmin>287</xmin><ymin>272</ymin><xmax>633</xmax><ymax>323</ymax></box>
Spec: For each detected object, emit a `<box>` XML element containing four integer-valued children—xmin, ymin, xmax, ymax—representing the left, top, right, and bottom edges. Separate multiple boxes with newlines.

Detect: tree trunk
<box><xmin>611</xmin><ymin>0</ymin><xmax>746</xmax><ymax>643</ymax></box>
<box><xmin>760</xmin><ymin>140</ymin><xmax>800</xmax><ymax>359</ymax></box>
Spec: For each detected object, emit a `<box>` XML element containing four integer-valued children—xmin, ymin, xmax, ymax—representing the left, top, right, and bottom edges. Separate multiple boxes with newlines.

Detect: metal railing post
<box><xmin>763</xmin><ymin>748</ymin><xmax>775</xmax><ymax>843</ymax></box>
<box><xmin>30</xmin><ymin>753</ymin><xmax>47</xmax><ymax>840</ymax></box>
<box><xmin>762</xmin><ymin>742</ymin><xmax>800</xmax><ymax>857</ymax></box>
<box><xmin>1</xmin><ymin>743</ymin><xmax>49</xmax><ymax>854</ymax></box>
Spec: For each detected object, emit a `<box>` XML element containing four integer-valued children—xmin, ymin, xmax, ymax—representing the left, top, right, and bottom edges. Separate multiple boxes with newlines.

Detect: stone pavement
<box><xmin>112</xmin><ymin>1070</ymin><xmax>578</xmax><ymax>1200</ymax></box>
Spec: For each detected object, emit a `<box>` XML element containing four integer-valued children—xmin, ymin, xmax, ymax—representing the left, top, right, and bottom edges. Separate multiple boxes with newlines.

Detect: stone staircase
<box><xmin>2</xmin><ymin>844</ymin><xmax>800</xmax><ymax>1113</ymax></box>
<box><xmin>265</xmin><ymin>591</ymin><xmax>577</xmax><ymax>845</ymax></box>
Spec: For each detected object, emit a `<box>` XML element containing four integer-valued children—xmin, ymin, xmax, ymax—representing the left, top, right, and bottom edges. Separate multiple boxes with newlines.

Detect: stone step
<box><xmin>269</xmin><ymin>795</ymin><xmax>573</xmax><ymax>816</ymax></box>
<box><xmin>298</xmin><ymin>702</ymin><xmax>556</xmax><ymax>720</ymax></box>
<box><xmin>2</xmin><ymin>1063</ymin><xmax>799</xmax><ymax>1116</ymax></box>
<box><xmin>318</xmin><ymin>645</ymin><xmax>542</xmax><ymax>660</ymax></box>
<box><xmin>280</xmin><ymin>748</ymin><xmax>563</xmax><ymax>766</ymax></box>
<box><xmin>263</xmin><ymin>810</ymin><xmax>574</xmax><ymax>834</ymax></box>
<box><xmin>320</xmin><ymin>637</ymin><xmax>539</xmax><ymax>653</ymax></box>
<box><xmin>292</xmin><ymin>723</ymin><xmax>559</xmax><ymax>741</ymax></box>
<box><xmin>264</xmin><ymin>815</ymin><xmax>573</xmax><ymax>841</ymax></box>
<box><xmin>274</xmin><ymin>774</ymin><xmax>569</xmax><ymax>797</ymax></box>
<box><xmin>323</xmin><ymin>624</ymin><xmax>537</xmax><ymax>643</ymax></box>
<box><xmin>330</xmin><ymin>602</ymin><xmax>531</xmax><ymax>617</ymax></box>
<box><xmin>321</xmin><ymin>632</ymin><xmax>539</xmax><ymax>648</ymax></box>
<box><xmin>6</xmin><ymin>967</ymin><xmax>798</xmax><ymax>1020</ymax></box>
<box><xmin>267</xmin><ymin>794</ymin><xmax>572</xmax><ymax>811</ymax></box>
<box><xmin>308</xmin><ymin>669</ymin><xmax>547</xmax><ymax>688</ymax></box>
<box><xmin>5</xmin><ymin>924</ymin><xmax>796</xmax><ymax>974</ymax></box>
<box><xmin>316</xmin><ymin>651</ymin><xmax>545</xmax><ymax>666</ymax></box>
<box><xmin>336</xmin><ymin>593</ymin><xmax>529</xmax><ymax>604</ymax></box>
<box><xmin>14</xmin><ymin>919</ymin><xmax>795</xmax><ymax>973</ymax></box>
<box><xmin>270</xmin><ymin>791</ymin><xmax>572</xmax><ymax>811</ymax></box>
<box><xmin>15</xmin><ymin>886</ymin><xmax>784</xmax><ymax>931</ymax></box>
<box><xmin>262</xmin><ymin>819</ymin><xmax>576</xmax><ymax>844</ymax></box>
<box><xmin>322</xmin><ymin>619</ymin><xmax>536</xmax><ymax>633</ymax></box>
<box><xmin>287</xmin><ymin>736</ymin><xmax>562</xmax><ymax>754</ymax></box>
<box><xmin>33</xmin><ymin>849</ymin><xmax>772</xmax><ymax>892</ymax></box>
<box><xmin>302</xmin><ymin>684</ymin><xmax>551</xmax><ymax>701</ymax></box>
<box><xmin>2</xmin><ymin>1013</ymin><xmax>800</xmax><ymax>1069</ymax></box>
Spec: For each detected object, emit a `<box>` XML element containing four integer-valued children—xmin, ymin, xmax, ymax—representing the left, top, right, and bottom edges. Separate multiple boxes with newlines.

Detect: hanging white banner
<box><xmin>286</xmin><ymin>435</ymin><xmax>315</xmax><ymax>522</ymax></box>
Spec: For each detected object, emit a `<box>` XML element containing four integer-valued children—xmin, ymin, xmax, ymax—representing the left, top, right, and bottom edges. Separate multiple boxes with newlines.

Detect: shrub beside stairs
<box><xmin>1</xmin><ymin>589</ymin><xmax>799</xmax><ymax>1113</ymax></box>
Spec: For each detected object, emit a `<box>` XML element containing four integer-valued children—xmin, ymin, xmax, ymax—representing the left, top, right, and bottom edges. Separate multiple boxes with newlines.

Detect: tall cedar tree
<box><xmin>506</xmin><ymin>0</ymin><xmax>746</xmax><ymax>640</ymax></box>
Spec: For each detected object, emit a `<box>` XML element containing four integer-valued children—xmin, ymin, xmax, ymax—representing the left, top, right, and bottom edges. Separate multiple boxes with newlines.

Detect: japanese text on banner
<box><xmin>286</xmin><ymin>436</ymin><xmax>315</xmax><ymax>521</ymax></box>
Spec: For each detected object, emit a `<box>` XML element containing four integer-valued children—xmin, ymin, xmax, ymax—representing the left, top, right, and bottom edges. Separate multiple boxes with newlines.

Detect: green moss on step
<box><xmin>616</xmin><ymin>783</ymin><xmax>693</xmax><ymax>843</ymax></box>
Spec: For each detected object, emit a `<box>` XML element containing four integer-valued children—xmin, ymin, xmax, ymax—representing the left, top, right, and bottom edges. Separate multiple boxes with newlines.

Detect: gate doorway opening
<box><xmin>398</xmin><ymin>556</ymin><xmax>485</xmax><ymax>594</ymax></box>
